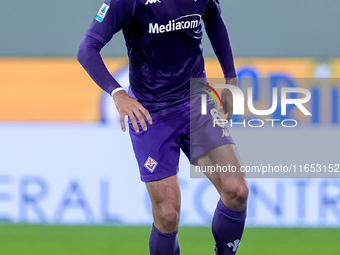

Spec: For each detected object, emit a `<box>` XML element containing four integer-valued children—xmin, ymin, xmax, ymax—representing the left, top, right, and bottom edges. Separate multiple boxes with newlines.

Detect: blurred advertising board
<box><xmin>0</xmin><ymin>58</ymin><xmax>339</xmax><ymax>124</ymax></box>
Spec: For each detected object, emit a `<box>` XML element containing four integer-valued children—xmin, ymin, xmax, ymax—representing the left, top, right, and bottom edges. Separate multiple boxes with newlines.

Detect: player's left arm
<box><xmin>202</xmin><ymin>0</ymin><xmax>237</xmax><ymax>120</ymax></box>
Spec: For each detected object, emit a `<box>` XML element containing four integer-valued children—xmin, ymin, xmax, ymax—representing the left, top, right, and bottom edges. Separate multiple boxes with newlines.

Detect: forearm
<box><xmin>204</xmin><ymin>15</ymin><xmax>236</xmax><ymax>79</ymax></box>
<box><xmin>77</xmin><ymin>35</ymin><xmax>122</xmax><ymax>95</ymax></box>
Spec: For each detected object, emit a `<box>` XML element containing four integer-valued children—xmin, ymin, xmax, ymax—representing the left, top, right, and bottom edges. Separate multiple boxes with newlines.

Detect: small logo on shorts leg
<box><xmin>144</xmin><ymin>156</ymin><xmax>158</xmax><ymax>173</ymax></box>
<box><xmin>222</xmin><ymin>129</ymin><xmax>230</xmax><ymax>137</ymax></box>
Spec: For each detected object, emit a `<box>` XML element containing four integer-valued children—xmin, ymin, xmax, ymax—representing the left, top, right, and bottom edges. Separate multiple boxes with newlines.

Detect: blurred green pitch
<box><xmin>1</xmin><ymin>225</ymin><xmax>339</xmax><ymax>255</ymax></box>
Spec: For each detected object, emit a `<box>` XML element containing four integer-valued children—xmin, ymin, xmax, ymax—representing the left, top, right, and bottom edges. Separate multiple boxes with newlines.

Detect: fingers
<box><xmin>114</xmin><ymin>91</ymin><xmax>153</xmax><ymax>133</ymax></box>
<box><xmin>222</xmin><ymin>102</ymin><xmax>228</xmax><ymax>115</ymax></box>
<box><xmin>226</xmin><ymin>109</ymin><xmax>233</xmax><ymax>121</ymax></box>
<box><xmin>121</xmin><ymin>109</ymin><xmax>152</xmax><ymax>133</ymax></box>
<box><xmin>141</xmin><ymin>108</ymin><xmax>153</xmax><ymax>125</ymax></box>
<box><xmin>131</xmin><ymin>110</ymin><xmax>147</xmax><ymax>132</ymax></box>
<box><xmin>120</xmin><ymin>114</ymin><xmax>127</xmax><ymax>132</ymax></box>
<box><xmin>221</xmin><ymin>87</ymin><xmax>234</xmax><ymax>121</ymax></box>
<box><xmin>222</xmin><ymin>103</ymin><xmax>233</xmax><ymax>121</ymax></box>
<box><xmin>120</xmin><ymin>106</ymin><xmax>152</xmax><ymax>133</ymax></box>
<box><xmin>128</xmin><ymin>112</ymin><xmax>139</xmax><ymax>133</ymax></box>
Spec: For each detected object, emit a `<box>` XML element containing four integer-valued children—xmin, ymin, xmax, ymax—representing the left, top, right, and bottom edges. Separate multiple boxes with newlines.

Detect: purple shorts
<box><xmin>129</xmin><ymin>101</ymin><xmax>234</xmax><ymax>182</ymax></box>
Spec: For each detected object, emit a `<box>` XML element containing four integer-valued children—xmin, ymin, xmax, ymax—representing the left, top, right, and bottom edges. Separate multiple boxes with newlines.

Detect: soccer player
<box><xmin>77</xmin><ymin>0</ymin><xmax>248</xmax><ymax>254</ymax></box>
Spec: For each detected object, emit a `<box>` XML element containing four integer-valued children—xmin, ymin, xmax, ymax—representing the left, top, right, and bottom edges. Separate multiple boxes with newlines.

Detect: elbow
<box><xmin>77</xmin><ymin>35</ymin><xmax>102</xmax><ymax>66</ymax></box>
<box><xmin>77</xmin><ymin>36</ymin><xmax>93</xmax><ymax>66</ymax></box>
<box><xmin>77</xmin><ymin>41</ymin><xmax>87</xmax><ymax>66</ymax></box>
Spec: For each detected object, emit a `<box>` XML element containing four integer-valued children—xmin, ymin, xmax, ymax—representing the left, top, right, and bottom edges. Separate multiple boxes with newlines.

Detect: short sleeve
<box><xmin>85</xmin><ymin>0</ymin><xmax>136</xmax><ymax>45</ymax></box>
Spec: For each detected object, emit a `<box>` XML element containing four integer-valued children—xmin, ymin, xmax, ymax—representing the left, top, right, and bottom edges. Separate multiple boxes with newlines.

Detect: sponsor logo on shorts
<box><xmin>144</xmin><ymin>156</ymin><xmax>158</xmax><ymax>173</ymax></box>
<box><xmin>95</xmin><ymin>3</ymin><xmax>110</xmax><ymax>23</ymax></box>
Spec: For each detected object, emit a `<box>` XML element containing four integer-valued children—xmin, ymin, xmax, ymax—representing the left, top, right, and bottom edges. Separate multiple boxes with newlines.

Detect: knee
<box><xmin>234</xmin><ymin>183</ymin><xmax>249</xmax><ymax>206</ymax></box>
<box><xmin>220</xmin><ymin>180</ymin><xmax>249</xmax><ymax>210</ymax></box>
<box><xmin>160</xmin><ymin>208</ymin><xmax>180</xmax><ymax>225</ymax></box>
<box><xmin>155</xmin><ymin>205</ymin><xmax>180</xmax><ymax>233</ymax></box>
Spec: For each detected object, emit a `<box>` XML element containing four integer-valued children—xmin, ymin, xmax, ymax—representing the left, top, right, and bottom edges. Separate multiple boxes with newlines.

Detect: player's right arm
<box><xmin>77</xmin><ymin>0</ymin><xmax>152</xmax><ymax>132</ymax></box>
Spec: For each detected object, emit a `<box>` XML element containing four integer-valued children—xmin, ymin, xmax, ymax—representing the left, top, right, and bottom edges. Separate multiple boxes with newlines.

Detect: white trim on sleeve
<box><xmin>111</xmin><ymin>87</ymin><xmax>125</xmax><ymax>97</ymax></box>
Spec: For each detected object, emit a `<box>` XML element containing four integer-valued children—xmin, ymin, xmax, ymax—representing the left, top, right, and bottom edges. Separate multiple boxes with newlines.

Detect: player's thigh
<box><xmin>146</xmin><ymin>174</ymin><xmax>181</xmax><ymax>212</ymax></box>
<box><xmin>196</xmin><ymin>144</ymin><xmax>247</xmax><ymax>195</ymax></box>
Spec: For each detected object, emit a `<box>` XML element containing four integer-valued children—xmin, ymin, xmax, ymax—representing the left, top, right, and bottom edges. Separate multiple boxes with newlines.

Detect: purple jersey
<box><xmin>79</xmin><ymin>0</ymin><xmax>236</xmax><ymax>118</ymax></box>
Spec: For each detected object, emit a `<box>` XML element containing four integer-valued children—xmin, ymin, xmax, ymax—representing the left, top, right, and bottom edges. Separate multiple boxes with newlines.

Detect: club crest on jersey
<box><xmin>95</xmin><ymin>3</ymin><xmax>110</xmax><ymax>23</ymax></box>
<box><xmin>144</xmin><ymin>156</ymin><xmax>158</xmax><ymax>173</ymax></box>
<box><xmin>145</xmin><ymin>0</ymin><xmax>161</xmax><ymax>5</ymax></box>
